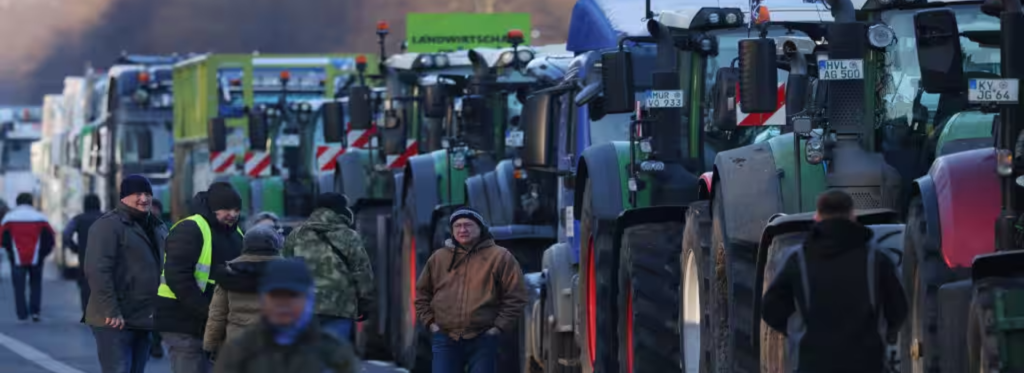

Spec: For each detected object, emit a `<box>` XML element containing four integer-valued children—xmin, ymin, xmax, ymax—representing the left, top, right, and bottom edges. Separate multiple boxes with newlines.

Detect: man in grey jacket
<box><xmin>85</xmin><ymin>175</ymin><xmax>168</xmax><ymax>373</ymax></box>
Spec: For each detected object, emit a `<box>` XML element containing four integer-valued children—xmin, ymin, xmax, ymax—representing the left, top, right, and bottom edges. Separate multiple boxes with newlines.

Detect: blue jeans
<box><xmin>10</xmin><ymin>264</ymin><xmax>42</xmax><ymax>320</ymax></box>
<box><xmin>161</xmin><ymin>332</ymin><xmax>211</xmax><ymax>373</ymax></box>
<box><xmin>319</xmin><ymin>316</ymin><xmax>354</xmax><ymax>342</ymax></box>
<box><xmin>431</xmin><ymin>332</ymin><xmax>499</xmax><ymax>373</ymax></box>
<box><xmin>91</xmin><ymin>327</ymin><xmax>151</xmax><ymax>373</ymax></box>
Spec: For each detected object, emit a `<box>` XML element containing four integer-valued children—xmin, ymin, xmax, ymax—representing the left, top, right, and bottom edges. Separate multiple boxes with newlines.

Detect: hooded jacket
<box><xmin>762</xmin><ymin>219</ymin><xmax>908</xmax><ymax>373</ymax></box>
<box><xmin>282</xmin><ymin>208</ymin><xmax>374</xmax><ymax>319</ymax></box>
<box><xmin>414</xmin><ymin>237</ymin><xmax>528</xmax><ymax>340</ymax></box>
<box><xmin>155</xmin><ymin>192</ymin><xmax>244</xmax><ymax>336</ymax></box>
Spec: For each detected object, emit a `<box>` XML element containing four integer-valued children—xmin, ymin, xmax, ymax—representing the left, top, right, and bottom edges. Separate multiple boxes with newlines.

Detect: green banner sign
<box><xmin>406</xmin><ymin>13</ymin><xmax>532</xmax><ymax>53</ymax></box>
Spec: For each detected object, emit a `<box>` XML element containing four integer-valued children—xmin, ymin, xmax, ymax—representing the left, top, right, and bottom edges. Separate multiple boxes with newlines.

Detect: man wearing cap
<box><xmin>283</xmin><ymin>192</ymin><xmax>373</xmax><ymax>342</ymax></box>
<box><xmin>213</xmin><ymin>259</ymin><xmax>360</xmax><ymax>373</ymax></box>
<box><xmin>156</xmin><ymin>182</ymin><xmax>244</xmax><ymax>373</ymax></box>
<box><xmin>415</xmin><ymin>207</ymin><xmax>528</xmax><ymax>373</ymax></box>
<box><xmin>84</xmin><ymin>175</ymin><xmax>167</xmax><ymax>373</ymax></box>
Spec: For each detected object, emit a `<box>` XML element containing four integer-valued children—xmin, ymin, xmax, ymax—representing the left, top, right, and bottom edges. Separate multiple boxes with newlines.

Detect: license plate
<box><xmin>505</xmin><ymin>130</ymin><xmax>524</xmax><ymax>147</ymax></box>
<box><xmin>968</xmin><ymin>78</ymin><xmax>1019</xmax><ymax>103</ymax></box>
<box><xmin>277</xmin><ymin>134</ymin><xmax>300</xmax><ymax>147</ymax></box>
<box><xmin>645</xmin><ymin>90</ymin><xmax>685</xmax><ymax>108</ymax></box>
<box><xmin>817</xmin><ymin>58</ymin><xmax>864</xmax><ymax>81</ymax></box>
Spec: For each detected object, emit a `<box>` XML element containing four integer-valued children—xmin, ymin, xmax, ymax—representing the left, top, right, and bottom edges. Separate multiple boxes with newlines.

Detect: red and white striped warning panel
<box><xmin>210</xmin><ymin>151</ymin><xmax>237</xmax><ymax>174</ymax></box>
<box><xmin>386</xmin><ymin>140</ymin><xmax>418</xmax><ymax>169</ymax></box>
<box><xmin>735</xmin><ymin>82</ymin><xmax>787</xmax><ymax>126</ymax></box>
<box><xmin>245</xmin><ymin>151</ymin><xmax>271</xmax><ymax>178</ymax></box>
<box><xmin>317</xmin><ymin>127</ymin><xmax>379</xmax><ymax>172</ymax></box>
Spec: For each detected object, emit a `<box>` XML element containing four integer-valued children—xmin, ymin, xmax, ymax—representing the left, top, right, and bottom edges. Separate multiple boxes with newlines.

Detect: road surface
<box><xmin>0</xmin><ymin>252</ymin><xmax>406</xmax><ymax>373</ymax></box>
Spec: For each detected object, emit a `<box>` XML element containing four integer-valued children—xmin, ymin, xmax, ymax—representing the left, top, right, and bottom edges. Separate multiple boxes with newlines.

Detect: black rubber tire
<box><xmin>354</xmin><ymin>206</ymin><xmax>392</xmax><ymax>361</ymax></box>
<box><xmin>901</xmin><ymin>196</ymin><xmax>955</xmax><ymax>373</ymax></box>
<box><xmin>710</xmin><ymin>183</ymin><xmax>758</xmax><ymax>373</ymax></box>
<box><xmin>617</xmin><ymin>221</ymin><xmax>684</xmax><ymax>373</ymax></box>
<box><xmin>758</xmin><ymin>232</ymin><xmax>812</xmax><ymax>373</ymax></box>
<box><xmin>577</xmin><ymin>179</ymin><xmax>617</xmax><ymax>373</ymax></box>
<box><xmin>936</xmin><ymin>281</ymin><xmax>971</xmax><ymax>373</ymax></box>
<box><xmin>680</xmin><ymin>201</ymin><xmax>714</xmax><ymax>373</ymax></box>
<box><xmin>966</xmin><ymin>288</ymin><xmax>988</xmax><ymax>373</ymax></box>
<box><xmin>395</xmin><ymin>189</ymin><xmax>432</xmax><ymax>372</ymax></box>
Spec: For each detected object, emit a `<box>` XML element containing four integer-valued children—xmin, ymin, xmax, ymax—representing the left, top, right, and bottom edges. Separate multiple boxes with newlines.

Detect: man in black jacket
<box><xmin>155</xmin><ymin>182</ymin><xmax>243</xmax><ymax>373</ymax></box>
<box><xmin>63</xmin><ymin>194</ymin><xmax>103</xmax><ymax>316</ymax></box>
<box><xmin>84</xmin><ymin>175</ymin><xmax>167</xmax><ymax>373</ymax></box>
<box><xmin>762</xmin><ymin>190</ymin><xmax>908</xmax><ymax>373</ymax></box>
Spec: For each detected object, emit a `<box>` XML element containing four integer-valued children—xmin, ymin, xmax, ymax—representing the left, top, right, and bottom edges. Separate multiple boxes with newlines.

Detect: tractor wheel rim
<box><xmin>587</xmin><ymin>235</ymin><xmax>597</xmax><ymax>364</ymax></box>
<box><xmin>682</xmin><ymin>250</ymin><xmax>701</xmax><ymax>373</ymax></box>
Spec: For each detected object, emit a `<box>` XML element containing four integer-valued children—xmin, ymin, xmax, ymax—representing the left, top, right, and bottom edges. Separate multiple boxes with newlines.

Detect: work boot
<box><xmin>31</xmin><ymin>314</ymin><xmax>40</xmax><ymax>323</ymax></box>
<box><xmin>150</xmin><ymin>343</ymin><xmax>164</xmax><ymax>358</ymax></box>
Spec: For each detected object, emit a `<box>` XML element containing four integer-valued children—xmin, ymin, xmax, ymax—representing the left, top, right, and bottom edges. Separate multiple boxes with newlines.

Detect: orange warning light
<box><xmin>377</xmin><ymin>20</ymin><xmax>389</xmax><ymax>31</ymax></box>
<box><xmin>508</xmin><ymin>29</ymin><xmax>524</xmax><ymax>40</ymax></box>
<box><xmin>356</xmin><ymin>55</ymin><xmax>368</xmax><ymax>65</ymax></box>
<box><xmin>138</xmin><ymin>72</ymin><xmax>150</xmax><ymax>83</ymax></box>
<box><xmin>230</xmin><ymin>78</ymin><xmax>241</xmax><ymax>86</ymax></box>
<box><xmin>279</xmin><ymin>70</ymin><xmax>291</xmax><ymax>80</ymax></box>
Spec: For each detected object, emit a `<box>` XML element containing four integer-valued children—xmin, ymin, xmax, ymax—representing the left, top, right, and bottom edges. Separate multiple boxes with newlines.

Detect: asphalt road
<box><xmin>0</xmin><ymin>252</ymin><xmax>406</xmax><ymax>373</ymax></box>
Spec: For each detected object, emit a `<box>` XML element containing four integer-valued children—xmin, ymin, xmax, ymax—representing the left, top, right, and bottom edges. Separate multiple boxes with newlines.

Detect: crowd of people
<box><xmin>1</xmin><ymin>173</ymin><xmax>531</xmax><ymax>373</ymax></box>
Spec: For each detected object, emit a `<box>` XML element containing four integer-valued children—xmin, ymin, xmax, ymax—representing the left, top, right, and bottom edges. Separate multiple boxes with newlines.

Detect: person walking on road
<box><xmin>203</xmin><ymin>225</ymin><xmax>285</xmax><ymax>354</ymax></box>
<box><xmin>156</xmin><ymin>182</ymin><xmax>244</xmax><ymax>373</ymax></box>
<box><xmin>415</xmin><ymin>207</ymin><xmax>528</xmax><ymax>373</ymax></box>
<box><xmin>2</xmin><ymin>193</ymin><xmax>56</xmax><ymax>322</ymax></box>
<box><xmin>762</xmin><ymin>189</ymin><xmax>909</xmax><ymax>373</ymax></box>
<box><xmin>84</xmin><ymin>175</ymin><xmax>167</xmax><ymax>373</ymax></box>
<box><xmin>213</xmin><ymin>259</ymin><xmax>360</xmax><ymax>373</ymax></box>
<box><xmin>283</xmin><ymin>192</ymin><xmax>373</xmax><ymax>342</ymax></box>
<box><xmin>63</xmin><ymin>194</ymin><xmax>103</xmax><ymax>317</ymax></box>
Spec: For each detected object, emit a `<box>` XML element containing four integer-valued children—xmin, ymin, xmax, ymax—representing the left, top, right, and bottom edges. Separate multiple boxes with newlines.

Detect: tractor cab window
<box><xmin>91</xmin><ymin>80</ymin><xmax>108</xmax><ymax>122</ymax></box>
<box><xmin>1</xmin><ymin>140</ymin><xmax>33</xmax><ymax>173</ymax></box>
<box><xmin>119</xmin><ymin>122</ymin><xmax>171</xmax><ymax>163</ymax></box>
<box><xmin>883</xmin><ymin>6</ymin><xmax>1000</xmax><ymax>129</ymax></box>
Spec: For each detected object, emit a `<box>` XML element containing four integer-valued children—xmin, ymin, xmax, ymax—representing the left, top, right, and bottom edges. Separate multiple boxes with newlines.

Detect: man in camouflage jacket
<box><xmin>283</xmin><ymin>192</ymin><xmax>374</xmax><ymax>342</ymax></box>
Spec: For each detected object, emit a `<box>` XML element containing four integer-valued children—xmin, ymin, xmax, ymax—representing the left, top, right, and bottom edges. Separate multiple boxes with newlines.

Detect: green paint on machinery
<box><xmin>766</xmin><ymin>133</ymin><xmax>827</xmax><ymax>214</ymax></box>
<box><xmin>431</xmin><ymin>149</ymin><xmax>469</xmax><ymax>206</ymax></box>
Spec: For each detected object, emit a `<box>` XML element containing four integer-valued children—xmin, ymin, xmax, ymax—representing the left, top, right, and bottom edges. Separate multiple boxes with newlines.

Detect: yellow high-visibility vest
<box><xmin>157</xmin><ymin>214</ymin><xmax>243</xmax><ymax>299</ymax></box>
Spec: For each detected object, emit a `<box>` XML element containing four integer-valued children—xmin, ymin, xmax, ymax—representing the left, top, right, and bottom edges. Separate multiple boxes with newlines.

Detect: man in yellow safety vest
<box><xmin>155</xmin><ymin>182</ymin><xmax>244</xmax><ymax>373</ymax></box>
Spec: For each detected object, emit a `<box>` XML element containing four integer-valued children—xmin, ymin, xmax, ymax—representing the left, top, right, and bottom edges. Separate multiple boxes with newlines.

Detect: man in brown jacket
<box><xmin>415</xmin><ymin>207</ymin><xmax>528</xmax><ymax>373</ymax></box>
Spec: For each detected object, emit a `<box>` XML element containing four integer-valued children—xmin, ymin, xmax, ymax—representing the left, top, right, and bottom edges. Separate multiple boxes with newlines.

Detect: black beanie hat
<box><xmin>449</xmin><ymin>207</ymin><xmax>488</xmax><ymax>232</ymax></box>
<box><xmin>316</xmin><ymin>193</ymin><xmax>353</xmax><ymax>221</ymax></box>
<box><xmin>207</xmin><ymin>182</ymin><xmax>243</xmax><ymax>211</ymax></box>
<box><xmin>120</xmin><ymin>175</ymin><xmax>153</xmax><ymax>199</ymax></box>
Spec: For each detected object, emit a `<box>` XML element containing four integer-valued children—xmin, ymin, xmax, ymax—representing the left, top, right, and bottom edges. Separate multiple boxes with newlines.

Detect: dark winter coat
<box><xmin>155</xmin><ymin>192</ymin><xmax>244</xmax><ymax>337</ymax></box>
<box><xmin>762</xmin><ymin>219</ymin><xmax>908</xmax><ymax>373</ymax></box>
<box><xmin>203</xmin><ymin>254</ymin><xmax>280</xmax><ymax>352</ymax></box>
<box><xmin>213</xmin><ymin>319</ymin><xmax>359</xmax><ymax>373</ymax></box>
<box><xmin>83</xmin><ymin>203</ymin><xmax>167</xmax><ymax>330</ymax></box>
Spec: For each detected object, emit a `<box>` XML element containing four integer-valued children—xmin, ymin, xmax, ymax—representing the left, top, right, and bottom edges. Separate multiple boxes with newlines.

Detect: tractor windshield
<box><xmin>882</xmin><ymin>6</ymin><xmax>999</xmax><ymax>128</ymax></box>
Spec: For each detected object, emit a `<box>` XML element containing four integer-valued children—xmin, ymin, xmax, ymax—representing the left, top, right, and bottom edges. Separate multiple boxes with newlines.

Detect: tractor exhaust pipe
<box><xmin>825</xmin><ymin>0</ymin><xmax>856</xmax><ymax>23</ymax></box>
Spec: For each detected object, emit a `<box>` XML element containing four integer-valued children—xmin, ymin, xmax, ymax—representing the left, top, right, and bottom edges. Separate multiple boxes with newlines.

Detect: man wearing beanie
<box><xmin>283</xmin><ymin>192</ymin><xmax>373</xmax><ymax>342</ymax></box>
<box><xmin>156</xmin><ymin>182</ymin><xmax>244</xmax><ymax>373</ymax></box>
<box><xmin>213</xmin><ymin>259</ymin><xmax>359</xmax><ymax>373</ymax></box>
<box><xmin>84</xmin><ymin>175</ymin><xmax>167</xmax><ymax>373</ymax></box>
<box><xmin>414</xmin><ymin>207</ymin><xmax>528</xmax><ymax>373</ymax></box>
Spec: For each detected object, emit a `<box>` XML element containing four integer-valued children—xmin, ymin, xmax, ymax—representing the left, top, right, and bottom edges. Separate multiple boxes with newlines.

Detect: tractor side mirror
<box><xmin>381</xmin><ymin>109</ymin><xmax>406</xmax><ymax>155</ymax></box>
<box><xmin>601</xmin><ymin>50</ymin><xmax>635</xmax><ymax>114</ymax></box>
<box><xmin>423</xmin><ymin>85</ymin><xmax>448</xmax><ymax>119</ymax></box>
<box><xmin>521</xmin><ymin>92</ymin><xmax>555</xmax><ymax>170</ymax></box>
<box><xmin>247</xmin><ymin>110</ymin><xmax>268</xmax><ymax>151</ymax></box>
<box><xmin>913</xmin><ymin>9</ymin><xmax>964</xmax><ymax>94</ymax></box>
<box><xmin>738</xmin><ymin>38</ymin><xmax>779</xmax><ymax>114</ymax></box>
<box><xmin>712</xmin><ymin>67</ymin><xmax>740</xmax><ymax>131</ymax></box>
<box><xmin>208</xmin><ymin>117</ymin><xmax>227</xmax><ymax>153</ymax></box>
<box><xmin>321</xmin><ymin>101</ymin><xmax>345</xmax><ymax>143</ymax></box>
<box><xmin>348</xmin><ymin>86</ymin><xmax>372</xmax><ymax>130</ymax></box>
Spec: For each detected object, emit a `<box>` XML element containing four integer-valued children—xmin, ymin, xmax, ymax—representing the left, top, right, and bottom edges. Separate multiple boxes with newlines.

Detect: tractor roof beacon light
<box><xmin>138</xmin><ymin>71</ymin><xmax>150</xmax><ymax>84</ymax></box>
<box><xmin>507</xmin><ymin>29</ymin><xmax>526</xmax><ymax>70</ymax></box>
<box><xmin>279</xmin><ymin>70</ymin><xmax>291</xmax><ymax>86</ymax></box>
<box><xmin>376</xmin><ymin>20</ymin><xmax>389</xmax><ymax>73</ymax></box>
<box><xmin>356</xmin><ymin>54</ymin><xmax>368</xmax><ymax>76</ymax></box>
<box><xmin>867</xmin><ymin>23</ymin><xmax>896</xmax><ymax>49</ymax></box>
<box><xmin>377</xmin><ymin>20</ymin><xmax>389</xmax><ymax>36</ymax></box>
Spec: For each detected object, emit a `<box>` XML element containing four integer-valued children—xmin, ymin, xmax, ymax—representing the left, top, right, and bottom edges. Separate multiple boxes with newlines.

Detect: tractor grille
<box><xmin>844</xmin><ymin>187</ymin><xmax>883</xmax><ymax>210</ymax></box>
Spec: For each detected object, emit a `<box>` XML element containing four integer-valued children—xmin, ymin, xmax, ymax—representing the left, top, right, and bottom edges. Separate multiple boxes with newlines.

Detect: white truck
<box><xmin>0</xmin><ymin>107</ymin><xmax>43</xmax><ymax>209</ymax></box>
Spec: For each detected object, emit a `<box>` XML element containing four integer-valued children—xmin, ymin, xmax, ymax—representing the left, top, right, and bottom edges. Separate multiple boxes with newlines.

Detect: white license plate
<box><xmin>277</xmin><ymin>134</ymin><xmax>300</xmax><ymax>147</ymax></box>
<box><xmin>968</xmin><ymin>78</ymin><xmax>1019</xmax><ymax>103</ymax></box>
<box><xmin>645</xmin><ymin>90</ymin><xmax>685</xmax><ymax>108</ymax></box>
<box><xmin>505</xmin><ymin>130</ymin><xmax>524</xmax><ymax>147</ymax></box>
<box><xmin>817</xmin><ymin>58</ymin><xmax>864</xmax><ymax>81</ymax></box>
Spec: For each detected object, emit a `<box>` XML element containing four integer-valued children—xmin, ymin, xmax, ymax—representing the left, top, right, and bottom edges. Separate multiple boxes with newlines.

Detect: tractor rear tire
<box><xmin>710</xmin><ymin>183</ymin><xmax>758</xmax><ymax>373</ymax></box>
<box><xmin>354</xmin><ymin>206</ymin><xmax>392</xmax><ymax>361</ymax></box>
<box><xmin>937</xmin><ymin>281</ymin><xmax>971</xmax><ymax>372</ymax></box>
<box><xmin>680</xmin><ymin>201</ymin><xmax>714</xmax><ymax>373</ymax></box>
<box><xmin>758</xmin><ymin>231</ymin><xmax>810</xmax><ymax>373</ymax></box>
<box><xmin>901</xmin><ymin>196</ymin><xmax>955</xmax><ymax>373</ymax></box>
<box><xmin>577</xmin><ymin>179</ymin><xmax>616</xmax><ymax>373</ymax></box>
<box><xmin>395</xmin><ymin>192</ymin><xmax>432</xmax><ymax>373</ymax></box>
<box><xmin>617</xmin><ymin>221</ymin><xmax>684</xmax><ymax>373</ymax></box>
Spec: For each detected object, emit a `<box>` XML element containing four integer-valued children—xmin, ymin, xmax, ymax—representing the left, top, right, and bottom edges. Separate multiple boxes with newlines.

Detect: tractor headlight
<box><xmin>133</xmin><ymin>89</ymin><xmax>149</xmax><ymax>104</ymax></box>
<box><xmin>435</xmin><ymin>54</ymin><xmax>450</xmax><ymax>67</ymax></box>
<box><xmin>516</xmin><ymin>50</ymin><xmax>534</xmax><ymax>63</ymax></box>
<box><xmin>805</xmin><ymin>136</ymin><xmax>824</xmax><ymax>165</ymax></box>
<box><xmin>418</xmin><ymin>55</ymin><xmax>435</xmax><ymax>68</ymax></box>
<box><xmin>867</xmin><ymin>23</ymin><xmax>896</xmax><ymax>49</ymax></box>
<box><xmin>499</xmin><ymin>52</ymin><xmax>515</xmax><ymax>66</ymax></box>
<box><xmin>725</xmin><ymin>12</ymin><xmax>739</xmax><ymax>24</ymax></box>
<box><xmin>708</xmin><ymin>12</ymin><xmax>720</xmax><ymax>24</ymax></box>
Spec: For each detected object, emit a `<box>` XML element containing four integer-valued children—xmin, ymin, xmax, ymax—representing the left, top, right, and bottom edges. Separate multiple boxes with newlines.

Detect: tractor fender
<box><xmin>542</xmin><ymin>242</ymin><xmax>576</xmax><ymax>332</ymax></box>
<box><xmin>465</xmin><ymin>174</ymin><xmax>493</xmax><ymax>223</ymax></box>
<box><xmin>972</xmin><ymin>251</ymin><xmax>1024</xmax><ymax>282</ymax></box>
<box><xmin>573</xmin><ymin>143</ymin><xmax>625</xmax><ymax>221</ymax></box>
<box><xmin>494</xmin><ymin>160</ymin><xmax>518</xmax><ymax>226</ymax></box>
<box><xmin>336</xmin><ymin>150</ymin><xmax>371</xmax><ymax>205</ymax></box>
<box><xmin>402</xmin><ymin>153</ymin><xmax>440</xmax><ymax>228</ymax></box>
<box><xmin>928</xmin><ymin>148</ymin><xmax>999</xmax><ymax>269</ymax></box>
<box><xmin>483</xmin><ymin>172</ymin><xmax>511</xmax><ymax>227</ymax></box>
<box><xmin>698</xmin><ymin>171</ymin><xmax>713</xmax><ymax>200</ymax></box>
<box><xmin>911</xmin><ymin>175</ymin><xmax>944</xmax><ymax>257</ymax></box>
<box><xmin>712</xmin><ymin>142</ymin><xmax>784</xmax><ymax>244</ymax></box>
